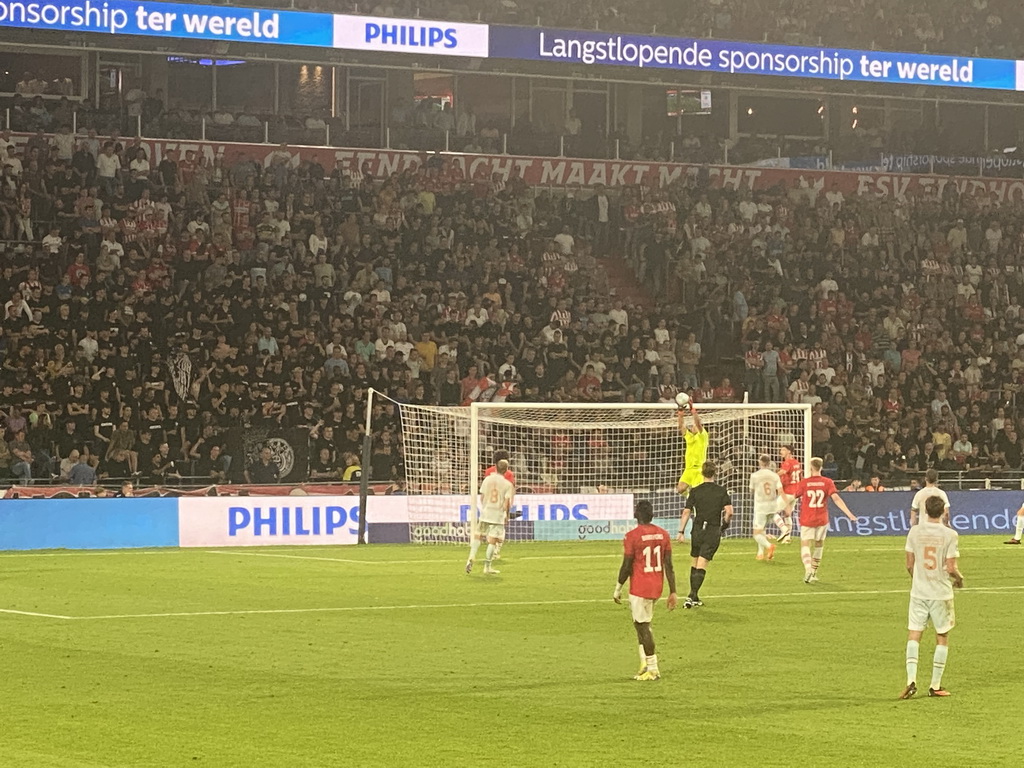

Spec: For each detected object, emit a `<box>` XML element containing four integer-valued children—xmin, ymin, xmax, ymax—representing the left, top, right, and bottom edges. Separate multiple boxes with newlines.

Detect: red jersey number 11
<box><xmin>642</xmin><ymin>545</ymin><xmax>663</xmax><ymax>573</ymax></box>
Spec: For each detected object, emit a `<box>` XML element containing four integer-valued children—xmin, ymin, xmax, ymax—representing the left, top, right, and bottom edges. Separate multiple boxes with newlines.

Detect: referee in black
<box><xmin>678</xmin><ymin>460</ymin><xmax>733</xmax><ymax>608</ymax></box>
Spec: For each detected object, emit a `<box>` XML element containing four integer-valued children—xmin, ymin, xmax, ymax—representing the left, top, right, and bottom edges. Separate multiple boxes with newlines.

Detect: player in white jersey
<box><xmin>899</xmin><ymin>495</ymin><xmax>964</xmax><ymax>700</ymax></box>
<box><xmin>749</xmin><ymin>454</ymin><xmax>784</xmax><ymax>561</ymax></box>
<box><xmin>466</xmin><ymin>459</ymin><xmax>514</xmax><ymax>575</ymax></box>
<box><xmin>1005</xmin><ymin>500</ymin><xmax>1024</xmax><ymax>545</ymax></box>
<box><xmin>909</xmin><ymin>468</ymin><xmax>950</xmax><ymax>527</ymax></box>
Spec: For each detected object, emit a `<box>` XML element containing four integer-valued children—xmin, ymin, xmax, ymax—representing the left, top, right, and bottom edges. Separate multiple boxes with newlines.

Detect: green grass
<box><xmin>1</xmin><ymin>536</ymin><xmax>1020</xmax><ymax>767</ymax></box>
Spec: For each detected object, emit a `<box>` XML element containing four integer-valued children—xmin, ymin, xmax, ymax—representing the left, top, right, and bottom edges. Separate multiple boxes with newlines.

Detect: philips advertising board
<box><xmin>178</xmin><ymin>496</ymin><xmax>361</xmax><ymax>547</ymax></box>
<box><xmin>0</xmin><ymin>1</ymin><xmax>489</xmax><ymax>56</ymax></box>
<box><xmin>365</xmin><ymin>493</ymin><xmax>634</xmax><ymax>523</ymax></box>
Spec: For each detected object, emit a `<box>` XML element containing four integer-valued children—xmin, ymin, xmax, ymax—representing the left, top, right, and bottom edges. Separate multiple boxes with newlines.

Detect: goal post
<box><xmin>367</xmin><ymin>391</ymin><xmax>811</xmax><ymax>545</ymax></box>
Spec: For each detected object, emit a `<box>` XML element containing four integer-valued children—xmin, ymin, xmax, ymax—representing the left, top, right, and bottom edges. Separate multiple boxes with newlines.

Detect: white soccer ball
<box><xmin>675</xmin><ymin>392</ymin><xmax>691</xmax><ymax>408</ymax></box>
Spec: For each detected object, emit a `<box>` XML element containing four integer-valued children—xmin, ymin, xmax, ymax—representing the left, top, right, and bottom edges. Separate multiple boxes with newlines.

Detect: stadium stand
<box><xmin>0</xmin><ymin>121</ymin><xmax>1022</xmax><ymax>491</ymax></box>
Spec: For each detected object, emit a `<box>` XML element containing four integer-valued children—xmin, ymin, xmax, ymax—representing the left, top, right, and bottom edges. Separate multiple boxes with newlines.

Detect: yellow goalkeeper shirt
<box><xmin>684</xmin><ymin>429</ymin><xmax>709</xmax><ymax>471</ymax></box>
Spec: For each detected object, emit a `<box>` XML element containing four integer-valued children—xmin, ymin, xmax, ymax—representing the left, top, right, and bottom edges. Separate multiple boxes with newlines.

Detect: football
<box><xmin>675</xmin><ymin>392</ymin><xmax>691</xmax><ymax>407</ymax></box>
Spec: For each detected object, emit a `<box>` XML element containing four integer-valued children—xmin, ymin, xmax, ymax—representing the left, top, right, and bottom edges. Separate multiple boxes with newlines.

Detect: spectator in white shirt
<box><xmin>553</xmin><ymin>225</ymin><xmax>575</xmax><ymax>255</ymax></box>
<box><xmin>96</xmin><ymin>143</ymin><xmax>121</xmax><ymax>195</ymax></box>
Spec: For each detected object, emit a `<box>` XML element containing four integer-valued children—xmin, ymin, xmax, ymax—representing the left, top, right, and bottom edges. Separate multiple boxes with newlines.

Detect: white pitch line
<box><xmin>0</xmin><ymin>608</ymin><xmax>73</xmax><ymax>619</ymax></box>
<box><xmin>207</xmin><ymin>550</ymin><xmax>436</xmax><ymax>565</ymax></box>
<box><xmin>0</xmin><ymin>550</ymin><xmax>176</xmax><ymax>559</ymax></box>
<box><xmin>206</xmin><ymin>545</ymin><xmax>1016</xmax><ymax>566</ymax></box>
<box><xmin>72</xmin><ymin>598</ymin><xmax>602</xmax><ymax>621</ymax></box>
<box><xmin>61</xmin><ymin>584</ymin><xmax>1024</xmax><ymax>621</ymax></box>
<box><xmin>0</xmin><ymin>543</ymin><xmax>1015</xmax><ymax>563</ymax></box>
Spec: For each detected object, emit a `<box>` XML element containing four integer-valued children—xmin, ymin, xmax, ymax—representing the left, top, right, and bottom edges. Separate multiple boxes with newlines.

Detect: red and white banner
<box><xmin>126</xmin><ymin>138</ymin><xmax>1024</xmax><ymax>201</ymax></box>
<box><xmin>15</xmin><ymin>132</ymin><xmax>1024</xmax><ymax>200</ymax></box>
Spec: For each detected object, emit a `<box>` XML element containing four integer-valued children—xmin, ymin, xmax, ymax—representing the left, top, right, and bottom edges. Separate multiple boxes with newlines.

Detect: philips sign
<box><xmin>365</xmin><ymin>494</ymin><xmax>635</xmax><ymax>523</ymax></box>
<box><xmin>0</xmin><ymin>2</ymin><xmax>489</xmax><ymax>57</ymax></box>
<box><xmin>178</xmin><ymin>496</ymin><xmax>360</xmax><ymax>547</ymax></box>
<box><xmin>334</xmin><ymin>15</ymin><xmax>488</xmax><ymax>57</ymax></box>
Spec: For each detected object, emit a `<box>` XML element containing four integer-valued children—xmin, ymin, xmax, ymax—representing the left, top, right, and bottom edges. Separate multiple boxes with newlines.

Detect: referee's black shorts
<box><xmin>690</xmin><ymin>524</ymin><xmax>722</xmax><ymax>561</ymax></box>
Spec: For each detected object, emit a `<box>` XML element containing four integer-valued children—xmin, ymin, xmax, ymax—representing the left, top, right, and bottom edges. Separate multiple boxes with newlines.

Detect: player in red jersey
<box><xmin>774</xmin><ymin>445</ymin><xmax>801</xmax><ymax>543</ymax></box>
<box><xmin>483</xmin><ymin>450</ymin><xmax>516</xmax><ymax>559</ymax></box>
<box><xmin>613</xmin><ymin>500</ymin><xmax>678</xmax><ymax>681</ymax></box>
<box><xmin>795</xmin><ymin>457</ymin><xmax>858</xmax><ymax>583</ymax></box>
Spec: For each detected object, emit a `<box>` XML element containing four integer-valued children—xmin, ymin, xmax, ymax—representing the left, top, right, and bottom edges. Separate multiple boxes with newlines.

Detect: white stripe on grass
<box><xmin>5</xmin><ymin>584</ymin><xmax>1018</xmax><ymax>622</ymax></box>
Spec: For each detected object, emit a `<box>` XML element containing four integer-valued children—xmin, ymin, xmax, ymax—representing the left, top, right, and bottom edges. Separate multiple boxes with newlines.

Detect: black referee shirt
<box><xmin>685</xmin><ymin>482</ymin><xmax>732</xmax><ymax>528</ymax></box>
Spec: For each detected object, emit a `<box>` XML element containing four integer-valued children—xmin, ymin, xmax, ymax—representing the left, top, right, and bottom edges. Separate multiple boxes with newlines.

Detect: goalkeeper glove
<box><xmin>721</xmin><ymin>518</ymin><xmax>731</xmax><ymax>532</ymax></box>
<box><xmin>508</xmin><ymin>510</ymin><xmax>523</xmax><ymax>520</ymax></box>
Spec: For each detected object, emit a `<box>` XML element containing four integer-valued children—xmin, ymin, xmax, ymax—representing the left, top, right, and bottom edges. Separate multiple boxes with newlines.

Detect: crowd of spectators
<box><xmin>3</xmin><ymin>118</ymin><xmax>1024</xmax><ymax>491</ymax></box>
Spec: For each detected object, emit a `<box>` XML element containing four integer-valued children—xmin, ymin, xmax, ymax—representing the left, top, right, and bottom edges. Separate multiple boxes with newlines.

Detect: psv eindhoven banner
<box><xmin>10</xmin><ymin>132</ymin><xmax>1024</xmax><ymax>200</ymax></box>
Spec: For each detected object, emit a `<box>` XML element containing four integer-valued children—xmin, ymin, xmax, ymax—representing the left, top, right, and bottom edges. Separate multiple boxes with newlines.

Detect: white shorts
<box><xmin>753</xmin><ymin>503</ymin><xmax>778</xmax><ymax>531</ymax></box>
<box><xmin>628</xmin><ymin>594</ymin><xmax>657</xmax><ymax>623</ymax></box>
<box><xmin>480</xmin><ymin>523</ymin><xmax>505</xmax><ymax>541</ymax></box>
<box><xmin>908</xmin><ymin>597</ymin><xmax>956</xmax><ymax>634</ymax></box>
<box><xmin>800</xmin><ymin>525</ymin><xmax>828</xmax><ymax>544</ymax></box>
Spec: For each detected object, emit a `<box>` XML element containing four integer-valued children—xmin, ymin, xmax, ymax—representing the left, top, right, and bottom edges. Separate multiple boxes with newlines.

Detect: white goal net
<box><xmin>373</xmin><ymin>393</ymin><xmax>810</xmax><ymax>545</ymax></box>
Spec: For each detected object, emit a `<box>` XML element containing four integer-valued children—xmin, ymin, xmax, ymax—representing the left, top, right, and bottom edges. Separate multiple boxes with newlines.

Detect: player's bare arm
<box><xmin>613</xmin><ymin>555</ymin><xmax>633</xmax><ymax>603</ymax></box>
<box><xmin>690</xmin><ymin>405</ymin><xmax>702</xmax><ymax>433</ymax></box>
<box><xmin>663</xmin><ymin>552</ymin><xmax>679</xmax><ymax>611</ymax></box>
<box><xmin>905</xmin><ymin>550</ymin><xmax>915</xmax><ymax>578</ymax></box>
<box><xmin>830</xmin><ymin>492</ymin><xmax>858</xmax><ymax>523</ymax></box>
<box><xmin>946</xmin><ymin>556</ymin><xmax>964</xmax><ymax>589</ymax></box>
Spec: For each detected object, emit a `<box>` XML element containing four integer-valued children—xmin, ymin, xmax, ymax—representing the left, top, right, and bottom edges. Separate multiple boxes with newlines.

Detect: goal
<box><xmin>369</xmin><ymin>392</ymin><xmax>811</xmax><ymax>545</ymax></box>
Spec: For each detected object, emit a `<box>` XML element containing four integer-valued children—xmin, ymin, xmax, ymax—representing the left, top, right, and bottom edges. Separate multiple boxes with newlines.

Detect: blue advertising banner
<box><xmin>0</xmin><ymin>498</ymin><xmax>180</xmax><ymax>550</ymax></box>
<box><xmin>488</xmin><ymin>25</ymin><xmax>1024</xmax><ymax>92</ymax></box>
<box><xmin>0</xmin><ymin>2</ymin><xmax>1021</xmax><ymax>93</ymax></box>
<box><xmin>0</xmin><ymin>2</ymin><xmax>489</xmax><ymax>56</ymax></box>
<box><xmin>829</xmin><ymin>490</ymin><xmax>1019</xmax><ymax>537</ymax></box>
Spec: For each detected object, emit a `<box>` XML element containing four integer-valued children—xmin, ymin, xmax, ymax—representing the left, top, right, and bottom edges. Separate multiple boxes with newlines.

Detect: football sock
<box><xmin>689</xmin><ymin>568</ymin><xmax>706</xmax><ymax>598</ymax></box>
<box><xmin>773</xmin><ymin>514</ymin><xmax>790</xmax><ymax>535</ymax></box>
<box><xmin>1015</xmin><ymin>514</ymin><xmax>1024</xmax><ymax>540</ymax></box>
<box><xmin>753</xmin><ymin>533</ymin><xmax>770</xmax><ymax>554</ymax></box>
<box><xmin>494</xmin><ymin>540</ymin><xmax>504</xmax><ymax>556</ymax></box>
<box><xmin>484</xmin><ymin>543</ymin><xmax>495</xmax><ymax>565</ymax></box>
<box><xmin>645</xmin><ymin>654</ymin><xmax>659</xmax><ymax>674</ymax></box>
<box><xmin>800</xmin><ymin>543</ymin><xmax>813</xmax><ymax>573</ymax></box>
<box><xmin>638</xmin><ymin>645</ymin><xmax>647</xmax><ymax>669</ymax></box>
<box><xmin>469</xmin><ymin>538</ymin><xmax>482</xmax><ymax>561</ymax></box>
<box><xmin>931</xmin><ymin>645</ymin><xmax>948</xmax><ymax>690</ymax></box>
<box><xmin>811</xmin><ymin>545</ymin><xmax>824</xmax><ymax>573</ymax></box>
<box><xmin>906</xmin><ymin>640</ymin><xmax>919</xmax><ymax>686</ymax></box>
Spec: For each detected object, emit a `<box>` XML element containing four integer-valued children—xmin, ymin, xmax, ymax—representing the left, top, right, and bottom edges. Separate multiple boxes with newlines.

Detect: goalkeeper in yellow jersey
<box><xmin>676</xmin><ymin>403</ymin><xmax>707</xmax><ymax>541</ymax></box>
<box><xmin>676</xmin><ymin>404</ymin><xmax>708</xmax><ymax>490</ymax></box>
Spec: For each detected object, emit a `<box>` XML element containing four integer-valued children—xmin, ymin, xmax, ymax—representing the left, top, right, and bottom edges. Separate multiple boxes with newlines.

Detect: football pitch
<box><xmin>1</xmin><ymin>536</ymin><xmax>1019</xmax><ymax>767</ymax></box>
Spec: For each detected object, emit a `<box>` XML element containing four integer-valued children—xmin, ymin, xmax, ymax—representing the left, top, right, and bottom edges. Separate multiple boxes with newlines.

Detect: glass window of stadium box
<box><xmin>452</xmin><ymin>74</ymin><xmax>513</xmax><ymax>154</ymax></box>
<box><xmin>0</xmin><ymin>51</ymin><xmax>83</xmax><ymax>132</ymax></box>
<box><xmin>736</xmin><ymin>94</ymin><xmax>827</xmax><ymax>165</ymax></box>
<box><xmin>275</xmin><ymin>63</ymin><xmax>332</xmax><ymax>146</ymax></box>
<box><xmin>211</xmin><ymin>61</ymin><xmax>275</xmax><ymax>144</ymax></box>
